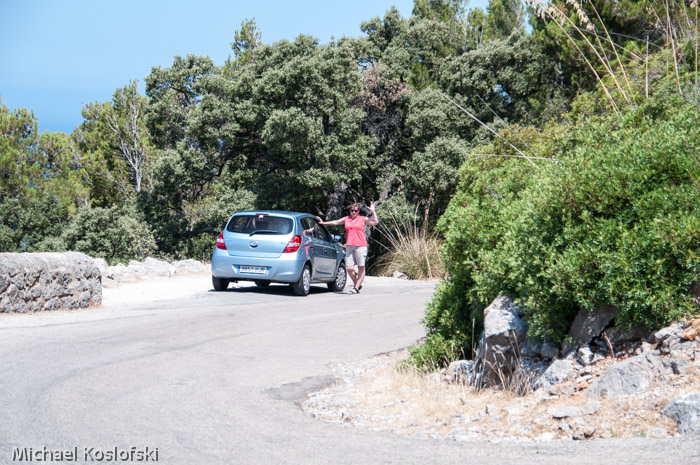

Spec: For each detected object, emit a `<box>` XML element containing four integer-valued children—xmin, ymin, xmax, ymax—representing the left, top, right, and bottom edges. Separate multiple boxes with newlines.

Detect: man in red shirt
<box><xmin>317</xmin><ymin>201</ymin><xmax>379</xmax><ymax>294</ymax></box>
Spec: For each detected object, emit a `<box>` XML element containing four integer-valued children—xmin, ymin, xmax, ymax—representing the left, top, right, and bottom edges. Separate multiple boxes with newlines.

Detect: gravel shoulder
<box><xmin>304</xmin><ymin>337</ymin><xmax>700</xmax><ymax>443</ymax></box>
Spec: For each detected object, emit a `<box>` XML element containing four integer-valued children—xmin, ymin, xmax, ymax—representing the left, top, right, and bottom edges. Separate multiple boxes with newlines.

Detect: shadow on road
<box><xmin>207</xmin><ymin>284</ymin><xmax>345</xmax><ymax>297</ymax></box>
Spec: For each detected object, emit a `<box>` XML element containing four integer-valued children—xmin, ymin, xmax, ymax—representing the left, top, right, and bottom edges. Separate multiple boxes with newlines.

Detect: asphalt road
<box><xmin>0</xmin><ymin>277</ymin><xmax>698</xmax><ymax>465</ymax></box>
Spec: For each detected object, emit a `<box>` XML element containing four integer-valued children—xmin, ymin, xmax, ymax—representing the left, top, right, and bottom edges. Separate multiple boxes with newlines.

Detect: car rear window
<box><xmin>226</xmin><ymin>214</ymin><xmax>294</xmax><ymax>235</ymax></box>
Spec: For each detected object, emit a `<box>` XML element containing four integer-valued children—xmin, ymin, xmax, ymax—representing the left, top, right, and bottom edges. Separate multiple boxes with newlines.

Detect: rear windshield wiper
<box><xmin>249</xmin><ymin>229</ymin><xmax>279</xmax><ymax>236</ymax></box>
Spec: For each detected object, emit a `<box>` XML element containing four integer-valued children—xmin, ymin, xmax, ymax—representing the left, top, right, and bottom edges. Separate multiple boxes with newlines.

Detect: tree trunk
<box><xmin>325</xmin><ymin>181</ymin><xmax>347</xmax><ymax>220</ymax></box>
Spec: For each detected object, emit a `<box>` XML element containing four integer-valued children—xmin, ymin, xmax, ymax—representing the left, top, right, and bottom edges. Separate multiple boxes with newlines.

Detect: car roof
<box><xmin>232</xmin><ymin>210</ymin><xmax>313</xmax><ymax>219</ymax></box>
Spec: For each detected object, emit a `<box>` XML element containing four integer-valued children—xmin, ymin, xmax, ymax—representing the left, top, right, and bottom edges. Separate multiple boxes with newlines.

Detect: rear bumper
<box><xmin>211</xmin><ymin>248</ymin><xmax>304</xmax><ymax>283</ymax></box>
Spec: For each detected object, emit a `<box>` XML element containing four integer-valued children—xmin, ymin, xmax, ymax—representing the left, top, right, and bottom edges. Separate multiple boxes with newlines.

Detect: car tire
<box><xmin>292</xmin><ymin>264</ymin><xmax>311</xmax><ymax>296</ymax></box>
<box><xmin>212</xmin><ymin>276</ymin><xmax>229</xmax><ymax>291</ymax></box>
<box><xmin>254</xmin><ymin>280</ymin><xmax>271</xmax><ymax>287</ymax></box>
<box><xmin>327</xmin><ymin>263</ymin><xmax>347</xmax><ymax>292</ymax></box>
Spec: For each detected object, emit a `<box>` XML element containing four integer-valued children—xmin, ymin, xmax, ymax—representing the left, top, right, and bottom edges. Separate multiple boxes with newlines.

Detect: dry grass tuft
<box><xmin>373</xmin><ymin>206</ymin><xmax>444</xmax><ymax>280</ymax></box>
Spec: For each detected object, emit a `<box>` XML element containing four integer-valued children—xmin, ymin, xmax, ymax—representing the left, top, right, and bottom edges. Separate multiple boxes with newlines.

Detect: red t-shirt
<box><xmin>344</xmin><ymin>215</ymin><xmax>367</xmax><ymax>247</ymax></box>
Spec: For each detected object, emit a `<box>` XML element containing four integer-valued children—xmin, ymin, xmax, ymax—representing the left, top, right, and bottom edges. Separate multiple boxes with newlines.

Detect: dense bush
<box><xmin>53</xmin><ymin>203</ymin><xmax>158</xmax><ymax>265</ymax></box>
<box><xmin>411</xmin><ymin>96</ymin><xmax>700</xmax><ymax>366</ymax></box>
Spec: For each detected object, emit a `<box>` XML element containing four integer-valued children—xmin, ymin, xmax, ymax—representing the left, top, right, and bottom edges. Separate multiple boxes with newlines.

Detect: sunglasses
<box><xmin>350</xmin><ymin>209</ymin><xmax>359</xmax><ymax>212</ymax></box>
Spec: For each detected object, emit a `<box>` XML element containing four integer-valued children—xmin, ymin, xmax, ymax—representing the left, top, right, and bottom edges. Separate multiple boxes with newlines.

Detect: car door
<box><xmin>300</xmin><ymin>217</ymin><xmax>336</xmax><ymax>279</ymax></box>
<box><xmin>313</xmin><ymin>220</ymin><xmax>338</xmax><ymax>278</ymax></box>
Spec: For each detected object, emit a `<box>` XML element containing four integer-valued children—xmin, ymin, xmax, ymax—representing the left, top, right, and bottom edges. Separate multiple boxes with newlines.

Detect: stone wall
<box><xmin>0</xmin><ymin>252</ymin><xmax>101</xmax><ymax>313</ymax></box>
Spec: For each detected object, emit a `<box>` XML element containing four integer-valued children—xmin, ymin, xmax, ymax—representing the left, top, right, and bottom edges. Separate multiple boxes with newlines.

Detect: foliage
<box><xmin>37</xmin><ymin>131</ymin><xmax>89</xmax><ymax>211</ymax></box>
<box><xmin>137</xmin><ymin>148</ymin><xmax>257</xmax><ymax>259</ymax></box>
<box><xmin>354</xmin><ymin>63</ymin><xmax>412</xmax><ymax>208</ymax></box>
<box><xmin>528</xmin><ymin>0</ymin><xmax>700</xmax><ymax>112</ymax></box>
<box><xmin>0</xmin><ymin>98</ymin><xmax>86</xmax><ymax>251</ymax></box>
<box><xmin>128</xmin><ymin>2</ymin><xmax>565</xmax><ymax>259</ymax></box>
<box><xmin>145</xmin><ymin>54</ymin><xmax>217</xmax><ymax>149</ymax></box>
<box><xmin>178</xmin><ymin>181</ymin><xmax>257</xmax><ymax>262</ymax></box>
<box><xmin>58</xmin><ymin>203</ymin><xmax>157</xmax><ymax>265</ymax></box>
<box><xmin>402</xmin><ymin>135</ymin><xmax>470</xmax><ymax>217</ymax></box>
<box><xmin>439</xmin><ymin>29</ymin><xmax>565</xmax><ymax>128</ymax></box>
<box><xmin>77</xmin><ymin>81</ymin><xmax>159</xmax><ymax>205</ymax></box>
<box><xmin>9</xmin><ymin>0</ymin><xmax>695</xmax><ymax>319</ymax></box>
<box><xmin>359</xmin><ymin>6</ymin><xmax>408</xmax><ymax>64</ymax></box>
<box><xmin>145</xmin><ymin>36</ymin><xmax>378</xmax><ymax>224</ymax></box>
<box><xmin>413</xmin><ymin>95</ymin><xmax>700</xmax><ymax>367</ymax></box>
<box><xmin>0</xmin><ymin>192</ymin><xmax>68</xmax><ymax>252</ymax></box>
<box><xmin>228</xmin><ymin>18</ymin><xmax>262</xmax><ymax>69</ymax></box>
<box><xmin>0</xmin><ymin>98</ymin><xmax>39</xmax><ymax>199</ymax></box>
<box><xmin>106</xmin><ymin>81</ymin><xmax>157</xmax><ymax>193</ymax></box>
<box><xmin>405</xmin><ymin>330</ymin><xmax>466</xmax><ymax>371</ymax></box>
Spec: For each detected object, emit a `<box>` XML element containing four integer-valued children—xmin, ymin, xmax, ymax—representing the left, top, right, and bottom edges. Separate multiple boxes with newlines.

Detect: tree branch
<box><xmin>181</xmin><ymin>227</ymin><xmax>219</xmax><ymax>237</ymax></box>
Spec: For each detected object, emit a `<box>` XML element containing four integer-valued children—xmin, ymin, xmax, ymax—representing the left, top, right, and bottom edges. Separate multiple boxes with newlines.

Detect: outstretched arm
<box><xmin>364</xmin><ymin>201</ymin><xmax>379</xmax><ymax>226</ymax></box>
<box><xmin>316</xmin><ymin>216</ymin><xmax>345</xmax><ymax>227</ymax></box>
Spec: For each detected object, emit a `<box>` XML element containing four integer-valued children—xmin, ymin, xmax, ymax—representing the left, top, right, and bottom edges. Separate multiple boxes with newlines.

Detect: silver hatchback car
<box><xmin>211</xmin><ymin>211</ymin><xmax>347</xmax><ymax>296</ymax></box>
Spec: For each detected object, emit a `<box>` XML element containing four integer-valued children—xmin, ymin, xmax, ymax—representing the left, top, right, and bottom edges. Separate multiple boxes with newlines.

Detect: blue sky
<box><xmin>1</xmin><ymin>0</ymin><xmax>488</xmax><ymax>134</ymax></box>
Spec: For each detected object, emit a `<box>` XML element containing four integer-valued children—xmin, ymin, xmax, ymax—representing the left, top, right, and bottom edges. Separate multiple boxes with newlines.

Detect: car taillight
<box><xmin>216</xmin><ymin>232</ymin><xmax>227</xmax><ymax>250</ymax></box>
<box><xmin>283</xmin><ymin>235</ymin><xmax>302</xmax><ymax>253</ymax></box>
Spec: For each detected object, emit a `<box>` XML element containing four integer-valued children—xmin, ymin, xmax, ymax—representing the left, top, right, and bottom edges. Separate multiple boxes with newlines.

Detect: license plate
<box><xmin>239</xmin><ymin>265</ymin><xmax>266</xmax><ymax>274</ymax></box>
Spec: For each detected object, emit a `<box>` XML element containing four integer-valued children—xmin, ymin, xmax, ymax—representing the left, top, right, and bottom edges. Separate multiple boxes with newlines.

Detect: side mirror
<box><xmin>333</xmin><ymin>235</ymin><xmax>342</xmax><ymax>243</ymax></box>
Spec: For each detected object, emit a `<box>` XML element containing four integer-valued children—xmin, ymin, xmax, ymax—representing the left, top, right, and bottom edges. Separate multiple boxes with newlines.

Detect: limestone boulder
<box><xmin>562</xmin><ymin>305</ymin><xmax>617</xmax><ymax>355</ymax></box>
<box><xmin>662</xmin><ymin>392</ymin><xmax>700</xmax><ymax>435</ymax></box>
<box><xmin>172</xmin><ymin>259</ymin><xmax>207</xmax><ymax>274</ymax></box>
<box><xmin>473</xmin><ymin>295</ymin><xmax>528</xmax><ymax>387</ymax></box>
<box><xmin>586</xmin><ymin>352</ymin><xmax>666</xmax><ymax>397</ymax></box>
<box><xmin>534</xmin><ymin>359</ymin><xmax>576</xmax><ymax>391</ymax></box>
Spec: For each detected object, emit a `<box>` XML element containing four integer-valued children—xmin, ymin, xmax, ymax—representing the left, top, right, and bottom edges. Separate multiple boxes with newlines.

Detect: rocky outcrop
<box><xmin>473</xmin><ymin>295</ymin><xmax>529</xmax><ymax>388</ymax></box>
<box><xmin>662</xmin><ymin>392</ymin><xmax>700</xmax><ymax>435</ymax></box>
<box><xmin>586</xmin><ymin>352</ymin><xmax>666</xmax><ymax>397</ymax></box>
<box><xmin>534</xmin><ymin>359</ymin><xmax>576</xmax><ymax>391</ymax></box>
<box><xmin>0</xmin><ymin>252</ymin><xmax>101</xmax><ymax>313</ymax></box>
<box><xmin>306</xmin><ymin>319</ymin><xmax>700</xmax><ymax>442</ymax></box>
<box><xmin>96</xmin><ymin>257</ymin><xmax>207</xmax><ymax>287</ymax></box>
<box><xmin>381</xmin><ymin>283</ymin><xmax>700</xmax><ymax>438</ymax></box>
<box><xmin>438</xmin><ymin>305</ymin><xmax>700</xmax><ymax>438</ymax></box>
<box><xmin>602</xmin><ymin>325</ymin><xmax>649</xmax><ymax>348</ymax></box>
<box><xmin>562</xmin><ymin>305</ymin><xmax>617</xmax><ymax>355</ymax></box>
<box><xmin>172</xmin><ymin>259</ymin><xmax>207</xmax><ymax>274</ymax></box>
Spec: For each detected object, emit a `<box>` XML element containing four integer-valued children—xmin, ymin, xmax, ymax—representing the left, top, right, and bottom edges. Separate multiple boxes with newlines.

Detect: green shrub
<box><xmin>412</xmin><ymin>95</ymin><xmax>700</xmax><ymax>367</ymax></box>
<box><xmin>59</xmin><ymin>203</ymin><xmax>157</xmax><ymax>264</ymax></box>
<box><xmin>403</xmin><ymin>332</ymin><xmax>465</xmax><ymax>372</ymax></box>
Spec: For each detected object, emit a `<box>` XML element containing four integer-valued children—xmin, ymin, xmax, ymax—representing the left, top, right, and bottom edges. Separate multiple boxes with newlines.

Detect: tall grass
<box><xmin>373</xmin><ymin>204</ymin><xmax>445</xmax><ymax>280</ymax></box>
<box><xmin>526</xmin><ymin>0</ymin><xmax>700</xmax><ymax>108</ymax></box>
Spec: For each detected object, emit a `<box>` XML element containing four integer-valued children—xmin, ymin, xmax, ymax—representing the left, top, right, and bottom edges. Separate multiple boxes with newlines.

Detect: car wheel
<box><xmin>254</xmin><ymin>280</ymin><xmax>271</xmax><ymax>287</ymax></box>
<box><xmin>327</xmin><ymin>263</ymin><xmax>347</xmax><ymax>292</ymax></box>
<box><xmin>293</xmin><ymin>264</ymin><xmax>311</xmax><ymax>296</ymax></box>
<box><xmin>212</xmin><ymin>276</ymin><xmax>229</xmax><ymax>291</ymax></box>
